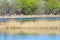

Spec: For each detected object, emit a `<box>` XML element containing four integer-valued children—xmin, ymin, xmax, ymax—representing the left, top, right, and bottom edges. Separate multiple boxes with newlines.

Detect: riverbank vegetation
<box><xmin>0</xmin><ymin>0</ymin><xmax>60</xmax><ymax>16</ymax></box>
<box><xmin>0</xmin><ymin>20</ymin><xmax>60</xmax><ymax>35</ymax></box>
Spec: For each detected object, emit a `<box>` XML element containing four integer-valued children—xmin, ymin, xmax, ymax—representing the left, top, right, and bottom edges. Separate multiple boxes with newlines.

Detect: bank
<box><xmin>0</xmin><ymin>19</ymin><xmax>60</xmax><ymax>35</ymax></box>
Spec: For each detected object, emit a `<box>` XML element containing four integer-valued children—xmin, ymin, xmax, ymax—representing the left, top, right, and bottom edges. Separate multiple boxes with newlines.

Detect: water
<box><xmin>0</xmin><ymin>33</ymin><xmax>60</xmax><ymax>40</ymax></box>
<box><xmin>0</xmin><ymin>17</ymin><xmax>60</xmax><ymax>40</ymax></box>
<box><xmin>0</xmin><ymin>17</ymin><xmax>60</xmax><ymax>21</ymax></box>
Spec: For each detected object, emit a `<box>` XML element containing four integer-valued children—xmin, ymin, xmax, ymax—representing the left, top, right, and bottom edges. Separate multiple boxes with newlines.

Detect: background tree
<box><xmin>0</xmin><ymin>0</ymin><xmax>11</xmax><ymax>15</ymax></box>
<box><xmin>0</xmin><ymin>0</ymin><xmax>40</xmax><ymax>15</ymax></box>
<box><xmin>14</xmin><ymin>0</ymin><xmax>39</xmax><ymax>15</ymax></box>
<box><xmin>46</xmin><ymin>0</ymin><xmax>60</xmax><ymax>15</ymax></box>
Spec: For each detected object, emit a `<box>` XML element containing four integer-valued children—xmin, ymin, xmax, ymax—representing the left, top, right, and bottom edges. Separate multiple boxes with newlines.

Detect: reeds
<box><xmin>0</xmin><ymin>20</ymin><xmax>60</xmax><ymax>35</ymax></box>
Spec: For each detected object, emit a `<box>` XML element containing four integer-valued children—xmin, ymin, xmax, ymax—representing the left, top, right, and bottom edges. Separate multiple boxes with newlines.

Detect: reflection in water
<box><xmin>0</xmin><ymin>17</ymin><xmax>60</xmax><ymax>40</ymax></box>
<box><xmin>0</xmin><ymin>34</ymin><xmax>60</xmax><ymax>40</ymax></box>
<box><xmin>0</xmin><ymin>17</ymin><xmax>60</xmax><ymax>21</ymax></box>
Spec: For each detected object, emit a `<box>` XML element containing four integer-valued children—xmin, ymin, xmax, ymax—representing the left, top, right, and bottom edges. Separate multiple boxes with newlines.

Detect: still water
<box><xmin>0</xmin><ymin>33</ymin><xmax>60</xmax><ymax>40</ymax></box>
<box><xmin>0</xmin><ymin>17</ymin><xmax>60</xmax><ymax>40</ymax></box>
<box><xmin>0</xmin><ymin>17</ymin><xmax>60</xmax><ymax>21</ymax></box>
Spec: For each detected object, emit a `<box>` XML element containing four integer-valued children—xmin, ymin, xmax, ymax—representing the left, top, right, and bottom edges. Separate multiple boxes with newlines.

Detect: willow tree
<box><xmin>46</xmin><ymin>0</ymin><xmax>60</xmax><ymax>15</ymax></box>
<box><xmin>14</xmin><ymin>0</ymin><xmax>39</xmax><ymax>15</ymax></box>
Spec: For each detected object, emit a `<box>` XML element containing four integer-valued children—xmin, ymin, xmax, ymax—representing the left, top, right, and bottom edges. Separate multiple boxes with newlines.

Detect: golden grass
<box><xmin>0</xmin><ymin>20</ymin><xmax>60</xmax><ymax>35</ymax></box>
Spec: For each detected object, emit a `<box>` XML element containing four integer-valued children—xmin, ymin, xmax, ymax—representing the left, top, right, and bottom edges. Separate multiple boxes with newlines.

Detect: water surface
<box><xmin>0</xmin><ymin>17</ymin><xmax>60</xmax><ymax>21</ymax></box>
<box><xmin>0</xmin><ymin>33</ymin><xmax>60</xmax><ymax>40</ymax></box>
<box><xmin>0</xmin><ymin>17</ymin><xmax>60</xmax><ymax>40</ymax></box>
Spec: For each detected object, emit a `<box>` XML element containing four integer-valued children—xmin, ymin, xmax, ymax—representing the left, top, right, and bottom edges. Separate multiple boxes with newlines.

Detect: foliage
<box><xmin>0</xmin><ymin>0</ymin><xmax>40</xmax><ymax>15</ymax></box>
<box><xmin>1</xmin><ymin>0</ymin><xmax>60</xmax><ymax>15</ymax></box>
<box><xmin>15</xmin><ymin>0</ymin><xmax>39</xmax><ymax>15</ymax></box>
<box><xmin>46</xmin><ymin>0</ymin><xmax>60</xmax><ymax>14</ymax></box>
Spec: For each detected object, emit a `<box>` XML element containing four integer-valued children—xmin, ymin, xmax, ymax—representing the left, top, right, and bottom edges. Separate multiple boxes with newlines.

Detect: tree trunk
<box><xmin>20</xmin><ymin>8</ymin><xmax>25</xmax><ymax>15</ymax></box>
<box><xmin>50</xmin><ymin>9</ymin><xmax>53</xmax><ymax>15</ymax></box>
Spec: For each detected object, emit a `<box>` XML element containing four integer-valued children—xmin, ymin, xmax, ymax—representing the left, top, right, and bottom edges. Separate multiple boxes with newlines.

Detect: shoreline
<box><xmin>0</xmin><ymin>15</ymin><xmax>60</xmax><ymax>18</ymax></box>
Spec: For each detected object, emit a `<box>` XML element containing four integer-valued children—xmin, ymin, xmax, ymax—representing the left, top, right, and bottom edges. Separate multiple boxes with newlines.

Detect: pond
<box><xmin>0</xmin><ymin>17</ymin><xmax>60</xmax><ymax>40</ymax></box>
<box><xmin>0</xmin><ymin>17</ymin><xmax>60</xmax><ymax>21</ymax></box>
<box><xmin>0</xmin><ymin>33</ymin><xmax>60</xmax><ymax>40</ymax></box>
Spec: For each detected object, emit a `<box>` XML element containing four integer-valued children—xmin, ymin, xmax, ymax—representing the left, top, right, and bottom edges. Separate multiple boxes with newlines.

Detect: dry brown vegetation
<box><xmin>0</xmin><ymin>20</ymin><xmax>60</xmax><ymax>35</ymax></box>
